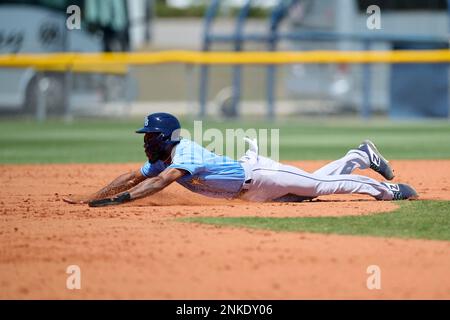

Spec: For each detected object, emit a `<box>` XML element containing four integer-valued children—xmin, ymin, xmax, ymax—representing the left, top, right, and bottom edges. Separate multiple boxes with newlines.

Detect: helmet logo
<box><xmin>144</xmin><ymin>117</ymin><xmax>149</xmax><ymax>127</ymax></box>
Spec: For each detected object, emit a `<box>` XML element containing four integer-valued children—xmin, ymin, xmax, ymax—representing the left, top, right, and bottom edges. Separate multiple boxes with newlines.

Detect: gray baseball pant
<box><xmin>238</xmin><ymin>149</ymin><xmax>393</xmax><ymax>202</ymax></box>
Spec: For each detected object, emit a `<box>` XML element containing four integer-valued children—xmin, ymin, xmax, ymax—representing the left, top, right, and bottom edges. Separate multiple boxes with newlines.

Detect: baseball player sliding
<box><xmin>64</xmin><ymin>112</ymin><xmax>418</xmax><ymax>207</ymax></box>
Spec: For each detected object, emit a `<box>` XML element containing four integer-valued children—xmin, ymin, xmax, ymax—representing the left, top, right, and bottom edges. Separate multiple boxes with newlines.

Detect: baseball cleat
<box><xmin>382</xmin><ymin>182</ymin><xmax>419</xmax><ymax>200</ymax></box>
<box><xmin>358</xmin><ymin>140</ymin><xmax>394</xmax><ymax>180</ymax></box>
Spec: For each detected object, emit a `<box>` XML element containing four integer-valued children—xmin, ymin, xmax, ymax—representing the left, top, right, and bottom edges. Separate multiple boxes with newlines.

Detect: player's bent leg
<box><xmin>313</xmin><ymin>149</ymin><xmax>369</xmax><ymax>176</ymax></box>
<box><xmin>313</xmin><ymin>140</ymin><xmax>395</xmax><ymax>181</ymax></box>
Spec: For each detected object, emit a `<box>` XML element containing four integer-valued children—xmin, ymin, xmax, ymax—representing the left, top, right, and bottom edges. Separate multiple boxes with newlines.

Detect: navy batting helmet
<box><xmin>136</xmin><ymin>113</ymin><xmax>181</xmax><ymax>163</ymax></box>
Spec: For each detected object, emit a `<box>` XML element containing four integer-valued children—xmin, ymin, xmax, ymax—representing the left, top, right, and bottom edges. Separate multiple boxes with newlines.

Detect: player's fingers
<box><xmin>62</xmin><ymin>197</ymin><xmax>76</xmax><ymax>204</ymax></box>
<box><xmin>62</xmin><ymin>197</ymin><xmax>85</xmax><ymax>204</ymax></box>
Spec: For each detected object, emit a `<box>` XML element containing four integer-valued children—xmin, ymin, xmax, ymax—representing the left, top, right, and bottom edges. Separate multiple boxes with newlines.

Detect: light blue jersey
<box><xmin>140</xmin><ymin>139</ymin><xmax>245</xmax><ymax>198</ymax></box>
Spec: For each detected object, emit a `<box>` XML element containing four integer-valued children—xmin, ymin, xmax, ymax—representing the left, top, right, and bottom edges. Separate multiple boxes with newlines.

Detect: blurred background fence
<box><xmin>0</xmin><ymin>0</ymin><xmax>449</xmax><ymax>121</ymax></box>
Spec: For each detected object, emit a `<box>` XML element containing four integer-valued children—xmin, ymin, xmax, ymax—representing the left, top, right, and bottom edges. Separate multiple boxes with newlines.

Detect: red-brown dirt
<box><xmin>1</xmin><ymin>160</ymin><xmax>449</xmax><ymax>299</ymax></box>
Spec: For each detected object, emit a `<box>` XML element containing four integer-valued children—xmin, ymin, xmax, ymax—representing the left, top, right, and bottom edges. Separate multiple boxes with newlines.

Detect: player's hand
<box><xmin>88</xmin><ymin>192</ymin><xmax>131</xmax><ymax>208</ymax></box>
<box><xmin>63</xmin><ymin>195</ymin><xmax>89</xmax><ymax>204</ymax></box>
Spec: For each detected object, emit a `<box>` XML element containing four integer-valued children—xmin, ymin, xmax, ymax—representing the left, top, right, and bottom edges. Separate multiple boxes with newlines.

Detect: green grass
<box><xmin>184</xmin><ymin>201</ymin><xmax>450</xmax><ymax>241</ymax></box>
<box><xmin>0</xmin><ymin>119</ymin><xmax>144</xmax><ymax>163</ymax></box>
<box><xmin>1</xmin><ymin>118</ymin><xmax>450</xmax><ymax>163</ymax></box>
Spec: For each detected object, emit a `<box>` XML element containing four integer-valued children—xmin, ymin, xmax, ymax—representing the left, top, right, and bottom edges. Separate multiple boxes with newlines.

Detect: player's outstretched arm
<box><xmin>88</xmin><ymin>168</ymin><xmax>186</xmax><ymax>207</ymax></box>
<box><xmin>63</xmin><ymin>170</ymin><xmax>147</xmax><ymax>204</ymax></box>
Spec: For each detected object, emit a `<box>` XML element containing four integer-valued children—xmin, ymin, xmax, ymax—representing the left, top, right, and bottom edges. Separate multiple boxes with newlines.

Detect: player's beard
<box><xmin>144</xmin><ymin>143</ymin><xmax>172</xmax><ymax>164</ymax></box>
<box><xmin>145</xmin><ymin>146</ymin><xmax>163</xmax><ymax>163</ymax></box>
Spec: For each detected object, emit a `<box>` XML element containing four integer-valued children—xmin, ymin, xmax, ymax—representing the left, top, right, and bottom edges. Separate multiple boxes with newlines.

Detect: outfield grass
<box><xmin>1</xmin><ymin>118</ymin><xmax>450</xmax><ymax>163</ymax></box>
<box><xmin>185</xmin><ymin>201</ymin><xmax>450</xmax><ymax>241</ymax></box>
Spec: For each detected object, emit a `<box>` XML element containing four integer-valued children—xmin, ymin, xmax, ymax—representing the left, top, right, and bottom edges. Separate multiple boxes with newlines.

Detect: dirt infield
<box><xmin>1</xmin><ymin>160</ymin><xmax>450</xmax><ymax>299</ymax></box>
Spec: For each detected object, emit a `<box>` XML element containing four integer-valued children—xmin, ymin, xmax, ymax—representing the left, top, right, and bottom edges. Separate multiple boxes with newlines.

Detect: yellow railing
<box><xmin>0</xmin><ymin>49</ymin><xmax>449</xmax><ymax>72</ymax></box>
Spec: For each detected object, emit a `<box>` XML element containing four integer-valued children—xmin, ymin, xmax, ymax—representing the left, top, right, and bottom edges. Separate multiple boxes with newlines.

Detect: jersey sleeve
<box><xmin>140</xmin><ymin>161</ymin><xmax>165</xmax><ymax>178</ymax></box>
<box><xmin>168</xmin><ymin>140</ymin><xmax>204</xmax><ymax>175</ymax></box>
